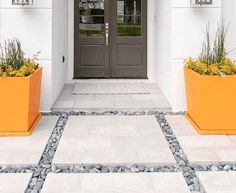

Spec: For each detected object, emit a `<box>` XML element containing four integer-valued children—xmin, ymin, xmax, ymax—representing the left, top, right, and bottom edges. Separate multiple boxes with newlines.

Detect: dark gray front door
<box><xmin>74</xmin><ymin>0</ymin><xmax>147</xmax><ymax>78</ymax></box>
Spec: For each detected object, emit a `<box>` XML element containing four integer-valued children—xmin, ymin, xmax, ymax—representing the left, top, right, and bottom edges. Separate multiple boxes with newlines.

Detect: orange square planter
<box><xmin>184</xmin><ymin>67</ymin><xmax>236</xmax><ymax>135</ymax></box>
<box><xmin>0</xmin><ymin>68</ymin><xmax>42</xmax><ymax>136</ymax></box>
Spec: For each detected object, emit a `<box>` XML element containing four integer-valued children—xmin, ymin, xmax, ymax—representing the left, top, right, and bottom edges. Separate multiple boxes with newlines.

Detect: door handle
<box><xmin>105</xmin><ymin>32</ymin><xmax>109</xmax><ymax>46</ymax></box>
<box><xmin>105</xmin><ymin>23</ymin><xmax>109</xmax><ymax>46</ymax></box>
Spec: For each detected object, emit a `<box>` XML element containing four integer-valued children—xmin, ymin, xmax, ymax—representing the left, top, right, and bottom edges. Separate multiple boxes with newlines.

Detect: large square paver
<box><xmin>53</xmin><ymin>115</ymin><xmax>175</xmax><ymax>164</ymax></box>
<box><xmin>166</xmin><ymin>115</ymin><xmax>236</xmax><ymax>163</ymax></box>
<box><xmin>41</xmin><ymin>173</ymin><xmax>190</xmax><ymax>193</ymax></box>
<box><xmin>197</xmin><ymin>171</ymin><xmax>236</xmax><ymax>193</ymax></box>
<box><xmin>0</xmin><ymin>173</ymin><xmax>32</xmax><ymax>193</ymax></box>
<box><xmin>0</xmin><ymin>116</ymin><xmax>58</xmax><ymax>165</ymax></box>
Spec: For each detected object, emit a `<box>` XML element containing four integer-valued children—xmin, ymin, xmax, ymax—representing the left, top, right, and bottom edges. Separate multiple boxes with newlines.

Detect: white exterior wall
<box><xmin>222</xmin><ymin>0</ymin><xmax>236</xmax><ymax>60</ymax></box>
<box><xmin>0</xmin><ymin>0</ymin><xmax>235</xmax><ymax>112</ymax></box>
<box><xmin>156</xmin><ymin>0</ymin><xmax>222</xmax><ymax>111</ymax></box>
<box><xmin>155</xmin><ymin>0</ymin><xmax>172</xmax><ymax>105</ymax></box>
<box><xmin>52</xmin><ymin>0</ymin><xmax>68</xmax><ymax>105</ymax></box>
<box><xmin>0</xmin><ymin>0</ymin><xmax>67</xmax><ymax>112</ymax></box>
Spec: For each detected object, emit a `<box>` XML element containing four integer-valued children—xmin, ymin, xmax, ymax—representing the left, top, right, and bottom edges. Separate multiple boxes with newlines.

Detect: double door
<box><xmin>74</xmin><ymin>0</ymin><xmax>147</xmax><ymax>78</ymax></box>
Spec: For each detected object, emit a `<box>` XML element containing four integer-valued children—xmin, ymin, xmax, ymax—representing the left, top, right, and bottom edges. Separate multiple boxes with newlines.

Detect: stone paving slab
<box><xmin>0</xmin><ymin>116</ymin><xmax>58</xmax><ymax>165</ymax></box>
<box><xmin>0</xmin><ymin>173</ymin><xmax>32</xmax><ymax>193</ymax></box>
<box><xmin>41</xmin><ymin>173</ymin><xmax>191</xmax><ymax>193</ymax></box>
<box><xmin>197</xmin><ymin>171</ymin><xmax>236</xmax><ymax>193</ymax></box>
<box><xmin>52</xmin><ymin>83</ymin><xmax>171</xmax><ymax>111</ymax></box>
<box><xmin>166</xmin><ymin>115</ymin><xmax>236</xmax><ymax>163</ymax></box>
<box><xmin>53</xmin><ymin>115</ymin><xmax>175</xmax><ymax>164</ymax></box>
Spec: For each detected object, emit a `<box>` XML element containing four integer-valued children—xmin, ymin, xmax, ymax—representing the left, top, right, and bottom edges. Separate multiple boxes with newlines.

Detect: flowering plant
<box><xmin>0</xmin><ymin>39</ymin><xmax>39</xmax><ymax>77</ymax></box>
<box><xmin>185</xmin><ymin>23</ymin><xmax>236</xmax><ymax>76</ymax></box>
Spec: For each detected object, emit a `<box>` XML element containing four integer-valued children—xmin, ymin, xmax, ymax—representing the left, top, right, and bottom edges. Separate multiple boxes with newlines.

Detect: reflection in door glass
<box><xmin>79</xmin><ymin>0</ymin><xmax>105</xmax><ymax>37</ymax></box>
<box><xmin>117</xmin><ymin>0</ymin><xmax>141</xmax><ymax>36</ymax></box>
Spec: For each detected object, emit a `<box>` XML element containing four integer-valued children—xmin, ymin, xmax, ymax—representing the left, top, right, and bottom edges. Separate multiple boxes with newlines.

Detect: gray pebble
<box><xmin>178</xmin><ymin>160</ymin><xmax>186</xmax><ymax>167</ymax></box>
<box><xmin>211</xmin><ymin>166</ymin><xmax>219</xmax><ymax>171</ymax></box>
<box><xmin>51</xmin><ymin>165</ymin><xmax>57</xmax><ymax>172</ymax></box>
<box><xmin>223</xmin><ymin>165</ymin><xmax>231</xmax><ymax>171</ymax></box>
<box><xmin>131</xmin><ymin>167</ymin><xmax>139</xmax><ymax>172</ymax></box>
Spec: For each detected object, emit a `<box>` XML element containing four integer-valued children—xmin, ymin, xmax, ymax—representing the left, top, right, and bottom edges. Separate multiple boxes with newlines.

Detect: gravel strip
<box><xmin>51</xmin><ymin>164</ymin><xmax>180</xmax><ymax>173</ymax></box>
<box><xmin>193</xmin><ymin>163</ymin><xmax>236</xmax><ymax>172</ymax></box>
<box><xmin>0</xmin><ymin>165</ymin><xmax>39</xmax><ymax>173</ymax></box>
<box><xmin>155</xmin><ymin>113</ymin><xmax>206</xmax><ymax>193</ymax></box>
<box><xmin>25</xmin><ymin>113</ymin><xmax>69</xmax><ymax>193</ymax></box>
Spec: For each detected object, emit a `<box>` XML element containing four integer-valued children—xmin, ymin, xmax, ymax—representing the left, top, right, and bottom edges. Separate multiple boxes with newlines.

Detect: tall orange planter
<box><xmin>0</xmin><ymin>68</ymin><xmax>42</xmax><ymax>136</ymax></box>
<box><xmin>184</xmin><ymin>67</ymin><xmax>236</xmax><ymax>135</ymax></box>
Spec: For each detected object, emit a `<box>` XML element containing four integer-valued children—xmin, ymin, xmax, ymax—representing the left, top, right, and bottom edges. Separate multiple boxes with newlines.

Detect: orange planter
<box><xmin>184</xmin><ymin>67</ymin><xmax>236</xmax><ymax>135</ymax></box>
<box><xmin>0</xmin><ymin>68</ymin><xmax>42</xmax><ymax>136</ymax></box>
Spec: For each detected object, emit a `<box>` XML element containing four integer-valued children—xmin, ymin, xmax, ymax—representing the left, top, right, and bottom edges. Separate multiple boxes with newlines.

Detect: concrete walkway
<box><xmin>0</xmin><ymin>112</ymin><xmax>236</xmax><ymax>193</ymax></box>
<box><xmin>52</xmin><ymin>81</ymin><xmax>171</xmax><ymax>111</ymax></box>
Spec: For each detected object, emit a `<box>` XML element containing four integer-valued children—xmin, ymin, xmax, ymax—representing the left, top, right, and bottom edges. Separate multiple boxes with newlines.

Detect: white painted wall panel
<box><xmin>67</xmin><ymin>0</ymin><xmax>74</xmax><ymax>82</ymax></box>
<box><xmin>147</xmin><ymin>0</ymin><xmax>156</xmax><ymax>81</ymax></box>
<box><xmin>171</xmin><ymin>8</ymin><xmax>221</xmax><ymax>59</ymax></box>
<box><xmin>39</xmin><ymin>60</ymin><xmax>53</xmax><ymax>111</ymax></box>
<box><xmin>155</xmin><ymin>0</ymin><xmax>172</xmax><ymax>103</ymax></box>
<box><xmin>171</xmin><ymin>59</ymin><xmax>186</xmax><ymax>111</ymax></box>
<box><xmin>0</xmin><ymin>9</ymin><xmax>52</xmax><ymax>60</ymax></box>
<box><xmin>222</xmin><ymin>0</ymin><xmax>236</xmax><ymax>59</ymax></box>
<box><xmin>52</xmin><ymin>0</ymin><xmax>68</xmax><ymax>105</ymax></box>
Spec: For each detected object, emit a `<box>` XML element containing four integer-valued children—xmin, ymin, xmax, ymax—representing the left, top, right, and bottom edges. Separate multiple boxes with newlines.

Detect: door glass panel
<box><xmin>79</xmin><ymin>0</ymin><xmax>105</xmax><ymax>37</ymax></box>
<box><xmin>117</xmin><ymin>0</ymin><xmax>141</xmax><ymax>36</ymax></box>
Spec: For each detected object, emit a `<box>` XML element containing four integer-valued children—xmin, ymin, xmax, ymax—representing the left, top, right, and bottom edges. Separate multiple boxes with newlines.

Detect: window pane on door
<box><xmin>79</xmin><ymin>0</ymin><xmax>105</xmax><ymax>37</ymax></box>
<box><xmin>117</xmin><ymin>0</ymin><xmax>141</xmax><ymax>36</ymax></box>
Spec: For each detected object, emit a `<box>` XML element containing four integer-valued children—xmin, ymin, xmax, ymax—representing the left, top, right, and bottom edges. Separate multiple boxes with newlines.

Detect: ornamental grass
<box><xmin>0</xmin><ymin>39</ymin><xmax>39</xmax><ymax>77</ymax></box>
<box><xmin>185</xmin><ymin>22</ymin><xmax>236</xmax><ymax>76</ymax></box>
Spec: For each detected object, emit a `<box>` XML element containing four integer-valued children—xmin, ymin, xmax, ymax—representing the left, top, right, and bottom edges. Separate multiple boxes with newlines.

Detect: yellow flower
<box><xmin>207</xmin><ymin>65</ymin><xmax>220</xmax><ymax>75</ymax></box>
<box><xmin>220</xmin><ymin>65</ymin><xmax>234</xmax><ymax>75</ymax></box>
<box><xmin>0</xmin><ymin>58</ymin><xmax>38</xmax><ymax>77</ymax></box>
<box><xmin>185</xmin><ymin>57</ymin><xmax>236</xmax><ymax>75</ymax></box>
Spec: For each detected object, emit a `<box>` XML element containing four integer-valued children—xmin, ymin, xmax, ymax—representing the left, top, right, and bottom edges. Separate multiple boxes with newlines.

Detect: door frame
<box><xmin>67</xmin><ymin>0</ymin><xmax>157</xmax><ymax>81</ymax></box>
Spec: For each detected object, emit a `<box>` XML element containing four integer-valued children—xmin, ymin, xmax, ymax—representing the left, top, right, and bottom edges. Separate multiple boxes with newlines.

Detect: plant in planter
<box><xmin>0</xmin><ymin>39</ymin><xmax>42</xmax><ymax>136</ymax></box>
<box><xmin>184</xmin><ymin>23</ymin><xmax>236</xmax><ymax>134</ymax></box>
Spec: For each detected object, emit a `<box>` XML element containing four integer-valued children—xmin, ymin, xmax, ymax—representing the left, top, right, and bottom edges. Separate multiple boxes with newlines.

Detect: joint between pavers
<box><xmin>191</xmin><ymin>163</ymin><xmax>236</xmax><ymax>172</ymax></box>
<box><xmin>155</xmin><ymin>113</ymin><xmax>206</xmax><ymax>193</ymax></box>
<box><xmin>25</xmin><ymin>114</ymin><xmax>69</xmax><ymax>193</ymax></box>
<box><xmin>50</xmin><ymin>163</ymin><xmax>180</xmax><ymax>174</ymax></box>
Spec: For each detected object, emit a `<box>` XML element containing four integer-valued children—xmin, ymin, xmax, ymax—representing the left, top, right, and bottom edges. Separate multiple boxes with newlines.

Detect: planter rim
<box><xmin>184</xmin><ymin>66</ymin><xmax>236</xmax><ymax>78</ymax></box>
<box><xmin>0</xmin><ymin>67</ymin><xmax>42</xmax><ymax>80</ymax></box>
